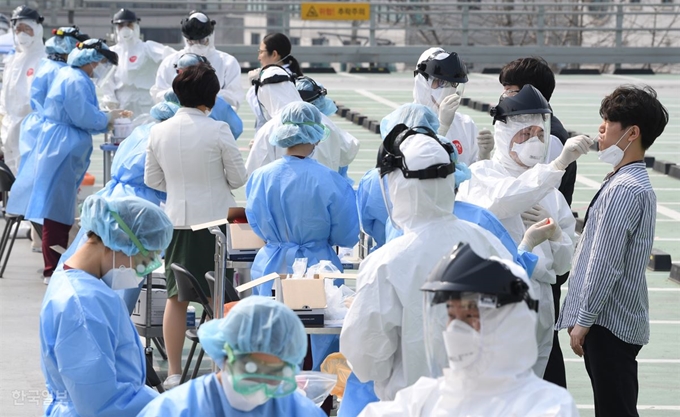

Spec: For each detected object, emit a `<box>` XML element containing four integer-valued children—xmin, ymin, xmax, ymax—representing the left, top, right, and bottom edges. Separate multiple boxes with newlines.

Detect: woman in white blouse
<box><xmin>145</xmin><ymin>62</ymin><xmax>247</xmax><ymax>389</ymax></box>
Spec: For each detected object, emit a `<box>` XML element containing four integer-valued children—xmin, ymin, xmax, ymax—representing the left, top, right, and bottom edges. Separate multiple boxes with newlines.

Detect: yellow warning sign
<box><xmin>301</xmin><ymin>3</ymin><xmax>370</xmax><ymax>21</ymax></box>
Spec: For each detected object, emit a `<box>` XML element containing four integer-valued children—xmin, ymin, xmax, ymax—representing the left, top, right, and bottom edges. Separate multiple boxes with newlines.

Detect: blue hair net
<box><xmin>45</xmin><ymin>27</ymin><xmax>80</xmax><ymax>55</ymax></box>
<box><xmin>150</xmin><ymin>101</ymin><xmax>180</xmax><ymax>121</ymax></box>
<box><xmin>67</xmin><ymin>38</ymin><xmax>110</xmax><ymax>68</ymax></box>
<box><xmin>198</xmin><ymin>297</ymin><xmax>307</xmax><ymax>367</ymax></box>
<box><xmin>175</xmin><ymin>53</ymin><xmax>209</xmax><ymax>70</ymax></box>
<box><xmin>80</xmin><ymin>195</ymin><xmax>173</xmax><ymax>256</ymax></box>
<box><xmin>270</xmin><ymin>101</ymin><xmax>330</xmax><ymax>148</ymax></box>
<box><xmin>164</xmin><ymin>90</ymin><xmax>179</xmax><ymax>104</ymax></box>
<box><xmin>296</xmin><ymin>77</ymin><xmax>338</xmax><ymax>117</ymax></box>
<box><xmin>380</xmin><ymin>103</ymin><xmax>440</xmax><ymax>140</ymax></box>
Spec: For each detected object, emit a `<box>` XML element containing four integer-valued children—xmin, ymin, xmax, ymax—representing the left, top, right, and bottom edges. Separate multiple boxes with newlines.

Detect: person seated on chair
<box><xmin>39</xmin><ymin>194</ymin><xmax>173</xmax><ymax>416</ymax></box>
<box><xmin>137</xmin><ymin>296</ymin><xmax>325</xmax><ymax>416</ymax></box>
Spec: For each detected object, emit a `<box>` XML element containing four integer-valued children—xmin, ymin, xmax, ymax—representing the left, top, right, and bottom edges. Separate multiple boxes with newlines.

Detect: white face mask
<box><xmin>442</xmin><ymin>319</ymin><xmax>481</xmax><ymax>371</ymax></box>
<box><xmin>598</xmin><ymin>127</ymin><xmax>633</xmax><ymax>167</ymax></box>
<box><xmin>430</xmin><ymin>86</ymin><xmax>456</xmax><ymax>108</ymax></box>
<box><xmin>101</xmin><ymin>253</ymin><xmax>143</xmax><ymax>290</ymax></box>
<box><xmin>221</xmin><ymin>373</ymin><xmax>269</xmax><ymax>411</ymax></box>
<box><xmin>511</xmin><ymin>136</ymin><xmax>544</xmax><ymax>167</ymax></box>
<box><xmin>16</xmin><ymin>32</ymin><xmax>33</xmax><ymax>48</ymax></box>
<box><xmin>188</xmin><ymin>43</ymin><xmax>210</xmax><ymax>56</ymax></box>
<box><xmin>118</xmin><ymin>27</ymin><xmax>135</xmax><ymax>42</ymax></box>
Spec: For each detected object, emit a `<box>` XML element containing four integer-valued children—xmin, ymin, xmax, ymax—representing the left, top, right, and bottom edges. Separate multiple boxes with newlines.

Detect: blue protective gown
<box><xmin>6</xmin><ymin>58</ymin><xmax>67</xmax><ymax>216</ymax></box>
<box><xmin>210</xmin><ymin>96</ymin><xmax>243</xmax><ymax>140</ymax></box>
<box><xmin>40</xmin><ymin>268</ymin><xmax>158</xmax><ymax>416</ymax></box>
<box><xmin>137</xmin><ymin>373</ymin><xmax>325</xmax><ymax>417</ymax></box>
<box><xmin>245</xmin><ymin>156</ymin><xmax>359</xmax><ymax>296</ymax></box>
<box><xmin>13</xmin><ymin>66</ymin><xmax>108</xmax><ymax>225</ymax></box>
<box><xmin>356</xmin><ymin>169</ymin><xmax>388</xmax><ymax>249</ymax></box>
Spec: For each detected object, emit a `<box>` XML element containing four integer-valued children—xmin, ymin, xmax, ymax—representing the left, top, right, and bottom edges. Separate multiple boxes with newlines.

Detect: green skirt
<box><xmin>164</xmin><ymin>226</ymin><xmax>224</xmax><ymax>299</ymax></box>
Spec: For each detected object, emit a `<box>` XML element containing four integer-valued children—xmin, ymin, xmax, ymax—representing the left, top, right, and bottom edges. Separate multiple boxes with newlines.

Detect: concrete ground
<box><xmin>0</xmin><ymin>71</ymin><xmax>678</xmax><ymax>416</ymax></box>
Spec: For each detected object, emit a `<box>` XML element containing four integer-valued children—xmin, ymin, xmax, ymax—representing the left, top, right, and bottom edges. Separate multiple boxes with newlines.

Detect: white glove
<box><xmin>107</xmin><ymin>109</ymin><xmax>133</xmax><ymax>129</ymax></box>
<box><xmin>477</xmin><ymin>128</ymin><xmax>494</xmax><ymax>160</ymax></box>
<box><xmin>437</xmin><ymin>93</ymin><xmax>461</xmax><ymax>135</ymax></box>
<box><xmin>519</xmin><ymin>218</ymin><xmax>559</xmax><ymax>251</ymax></box>
<box><xmin>248</xmin><ymin>68</ymin><xmax>261</xmax><ymax>83</ymax></box>
<box><xmin>521</xmin><ymin>204</ymin><xmax>551</xmax><ymax>225</ymax></box>
<box><xmin>551</xmin><ymin>134</ymin><xmax>594</xmax><ymax>171</ymax></box>
<box><xmin>102</xmin><ymin>101</ymin><xmax>119</xmax><ymax>111</ymax></box>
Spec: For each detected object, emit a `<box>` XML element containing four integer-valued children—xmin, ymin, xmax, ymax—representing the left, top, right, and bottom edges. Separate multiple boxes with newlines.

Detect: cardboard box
<box><xmin>132</xmin><ymin>276</ymin><xmax>167</xmax><ymax>326</ymax></box>
<box><xmin>227</xmin><ymin>207</ymin><xmax>264</xmax><ymax>261</ymax></box>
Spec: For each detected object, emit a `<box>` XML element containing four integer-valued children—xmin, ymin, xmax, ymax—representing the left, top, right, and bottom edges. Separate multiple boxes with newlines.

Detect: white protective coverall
<box><xmin>413</xmin><ymin>48</ymin><xmax>479</xmax><ymax>166</ymax></box>
<box><xmin>100</xmin><ymin>23</ymin><xmax>175</xmax><ymax>116</ymax></box>
<box><xmin>340</xmin><ymin>133</ymin><xmax>514</xmax><ymax>401</ymax></box>
<box><xmin>245</xmin><ymin>67</ymin><xmax>359</xmax><ymax>176</ymax></box>
<box><xmin>456</xmin><ymin>115</ymin><xmax>576</xmax><ymax>377</ymax></box>
<box><xmin>0</xmin><ymin>19</ymin><xmax>44</xmax><ymax>173</ymax></box>
<box><xmin>359</xmin><ymin>302</ymin><xmax>578</xmax><ymax>416</ymax></box>
<box><xmin>150</xmin><ymin>35</ymin><xmax>243</xmax><ymax>109</ymax></box>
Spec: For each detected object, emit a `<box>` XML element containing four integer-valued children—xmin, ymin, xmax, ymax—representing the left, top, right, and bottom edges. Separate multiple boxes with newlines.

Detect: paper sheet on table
<box><xmin>325</xmin><ymin>320</ymin><xmax>344</xmax><ymax>328</ymax></box>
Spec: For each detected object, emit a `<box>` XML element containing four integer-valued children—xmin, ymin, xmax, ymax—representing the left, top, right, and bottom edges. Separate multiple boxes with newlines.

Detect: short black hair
<box><xmin>499</xmin><ymin>57</ymin><xmax>555</xmax><ymax>101</ymax></box>
<box><xmin>172</xmin><ymin>62</ymin><xmax>219</xmax><ymax>108</ymax></box>
<box><xmin>599</xmin><ymin>85</ymin><xmax>669</xmax><ymax>150</ymax></box>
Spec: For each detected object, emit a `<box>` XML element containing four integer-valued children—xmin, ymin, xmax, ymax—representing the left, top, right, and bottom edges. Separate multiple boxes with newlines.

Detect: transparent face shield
<box><xmin>224</xmin><ymin>346</ymin><xmax>298</xmax><ymax>398</ymax></box>
<box><xmin>430</xmin><ymin>78</ymin><xmax>466</xmax><ymax>110</ymax></box>
<box><xmin>423</xmin><ymin>291</ymin><xmax>498</xmax><ymax>377</ymax></box>
<box><xmin>377</xmin><ymin>172</ymin><xmax>400</xmax><ymax>232</ymax></box>
<box><xmin>502</xmin><ymin>114</ymin><xmax>551</xmax><ymax>169</ymax></box>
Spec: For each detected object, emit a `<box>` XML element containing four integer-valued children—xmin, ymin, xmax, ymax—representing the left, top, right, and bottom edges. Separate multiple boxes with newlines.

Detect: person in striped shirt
<box><xmin>556</xmin><ymin>85</ymin><xmax>669</xmax><ymax>417</ymax></box>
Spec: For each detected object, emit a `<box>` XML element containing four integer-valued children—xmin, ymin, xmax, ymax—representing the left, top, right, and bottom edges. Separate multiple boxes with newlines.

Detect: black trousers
<box><xmin>583</xmin><ymin>325</ymin><xmax>643</xmax><ymax>417</ymax></box>
<box><xmin>544</xmin><ymin>273</ymin><xmax>568</xmax><ymax>387</ymax></box>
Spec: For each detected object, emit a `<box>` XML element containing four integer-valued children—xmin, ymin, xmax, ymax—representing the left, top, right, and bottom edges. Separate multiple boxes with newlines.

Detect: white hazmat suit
<box><xmin>456</xmin><ymin>114</ymin><xmax>581</xmax><ymax>376</ymax></box>
<box><xmin>340</xmin><ymin>133</ymin><xmax>514</xmax><ymax>401</ymax></box>
<box><xmin>0</xmin><ymin>18</ymin><xmax>44</xmax><ymax>173</ymax></box>
<box><xmin>246</xmin><ymin>67</ymin><xmax>359</xmax><ymax>176</ymax></box>
<box><xmin>100</xmin><ymin>23</ymin><xmax>175</xmax><ymax>116</ymax></box>
<box><xmin>413</xmin><ymin>48</ymin><xmax>479</xmax><ymax>166</ymax></box>
<box><xmin>359</xmin><ymin>302</ymin><xmax>578</xmax><ymax>416</ymax></box>
<box><xmin>151</xmin><ymin>35</ymin><xmax>242</xmax><ymax>109</ymax></box>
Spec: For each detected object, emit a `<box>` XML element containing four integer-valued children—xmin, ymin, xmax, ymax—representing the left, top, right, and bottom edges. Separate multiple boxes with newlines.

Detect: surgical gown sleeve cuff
<box><xmin>516</xmin><ymin>250</ymin><xmax>538</xmax><ymax>278</ymax></box>
<box><xmin>576</xmin><ymin>309</ymin><xmax>597</xmax><ymax>328</ymax></box>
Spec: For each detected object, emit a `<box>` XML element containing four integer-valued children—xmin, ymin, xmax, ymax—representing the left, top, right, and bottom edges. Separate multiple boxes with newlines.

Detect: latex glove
<box><xmin>437</xmin><ymin>93</ymin><xmax>461</xmax><ymax>135</ymax></box>
<box><xmin>551</xmin><ymin>134</ymin><xmax>594</xmax><ymax>171</ymax></box>
<box><xmin>102</xmin><ymin>101</ymin><xmax>119</xmax><ymax>111</ymax></box>
<box><xmin>521</xmin><ymin>204</ymin><xmax>551</xmax><ymax>224</ymax></box>
<box><xmin>519</xmin><ymin>218</ymin><xmax>558</xmax><ymax>251</ymax></box>
<box><xmin>248</xmin><ymin>68</ymin><xmax>261</xmax><ymax>83</ymax></box>
<box><xmin>477</xmin><ymin>128</ymin><xmax>494</xmax><ymax>160</ymax></box>
<box><xmin>107</xmin><ymin>109</ymin><xmax>133</xmax><ymax>129</ymax></box>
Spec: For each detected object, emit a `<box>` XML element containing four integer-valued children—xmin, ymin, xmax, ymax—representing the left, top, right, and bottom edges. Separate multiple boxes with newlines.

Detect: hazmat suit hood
<box><xmin>441</xmin><ymin>301</ymin><xmax>538</xmax><ymax>395</ymax></box>
<box><xmin>387</xmin><ymin>133</ymin><xmax>456</xmax><ymax>232</ymax></box>
<box><xmin>257</xmin><ymin>66</ymin><xmax>302</xmax><ymax>120</ymax></box>
<box><xmin>491</xmin><ymin>113</ymin><xmax>550</xmax><ymax>178</ymax></box>
<box><xmin>413</xmin><ymin>48</ymin><xmax>445</xmax><ymax>114</ymax></box>
<box><xmin>12</xmin><ymin>18</ymin><xmax>44</xmax><ymax>53</ymax></box>
<box><xmin>115</xmin><ymin>22</ymin><xmax>141</xmax><ymax>45</ymax></box>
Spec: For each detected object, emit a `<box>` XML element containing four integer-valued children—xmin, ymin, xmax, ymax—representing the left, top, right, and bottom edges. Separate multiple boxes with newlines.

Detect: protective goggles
<box><xmin>110</xmin><ymin>211</ymin><xmax>161</xmax><ymax>277</ymax></box>
<box><xmin>76</xmin><ymin>40</ymin><xmax>119</xmax><ymax>66</ymax></box>
<box><xmin>224</xmin><ymin>345</ymin><xmax>298</xmax><ymax>398</ymax></box>
<box><xmin>431</xmin><ymin>78</ymin><xmax>459</xmax><ymax>90</ymax></box>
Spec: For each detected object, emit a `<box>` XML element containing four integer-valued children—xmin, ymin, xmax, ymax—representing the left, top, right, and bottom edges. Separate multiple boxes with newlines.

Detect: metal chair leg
<box><xmin>152</xmin><ymin>337</ymin><xmax>167</xmax><ymax>360</ymax></box>
<box><xmin>145</xmin><ymin>348</ymin><xmax>165</xmax><ymax>393</ymax></box>
<box><xmin>180</xmin><ymin>341</ymin><xmax>198</xmax><ymax>384</ymax></box>
<box><xmin>0</xmin><ymin>217</ymin><xmax>21</xmax><ymax>278</ymax></box>
<box><xmin>0</xmin><ymin>216</ymin><xmax>15</xmax><ymax>265</ymax></box>
<box><xmin>191</xmin><ymin>348</ymin><xmax>205</xmax><ymax>380</ymax></box>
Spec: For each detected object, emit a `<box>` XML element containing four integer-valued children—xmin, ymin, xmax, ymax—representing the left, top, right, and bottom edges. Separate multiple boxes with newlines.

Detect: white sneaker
<box><xmin>32</xmin><ymin>246</ymin><xmax>42</xmax><ymax>253</ymax></box>
<box><xmin>162</xmin><ymin>374</ymin><xmax>182</xmax><ymax>390</ymax></box>
<box><xmin>43</xmin><ymin>276</ymin><xmax>50</xmax><ymax>285</ymax></box>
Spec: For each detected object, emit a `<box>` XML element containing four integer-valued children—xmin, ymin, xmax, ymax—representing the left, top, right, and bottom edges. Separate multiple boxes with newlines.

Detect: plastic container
<box><xmin>295</xmin><ymin>371</ymin><xmax>338</xmax><ymax>406</ymax></box>
<box><xmin>75</xmin><ymin>173</ymin><xmax>96</xmax><ymax>217</ymax></box>
<box><xmin>186</xmin><ymin>305</ymin><xmax>196</xmax><ymax>328</ymax></box>
<box><xmin>112</xmin><ymin>117</ymin><xmax>133</xmax><ymax>143</ymax></box>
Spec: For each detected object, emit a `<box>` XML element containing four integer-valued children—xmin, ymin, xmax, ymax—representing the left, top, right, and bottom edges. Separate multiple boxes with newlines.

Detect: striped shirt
<box><xmin>556</xmin><ymin>162</ymin><xmax>655</xmax><ymax>346</ymax></box>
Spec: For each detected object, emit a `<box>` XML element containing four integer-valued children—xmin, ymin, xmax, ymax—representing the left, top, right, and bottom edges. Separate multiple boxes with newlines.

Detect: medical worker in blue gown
<box><xmin>163</xmin><ymin>52</ymin><xmax>243</xmax><ymax>139</ymax></box>
<box><xmin>40</xmin><ymin>195</ymin><xmax>173</xmax><ymax>416</ymax></box>
<box><xmin>138</xmin><ymin>297</ymin><xmax>325</xmax><ymax>416</ymax></box>
<box><xmin>245</xmin><ymin>101</ymin><xmax>359</xmax><ymax>297</ymax></box>
<box><xmin>57</xmin><ymin>100</ymin><xmax>179</xmax><ymax>313</ymax></box>
<box><xmin>9</xmin><ymin>38</ymin><xmax>129</xmax><ymax>284</ymax></box>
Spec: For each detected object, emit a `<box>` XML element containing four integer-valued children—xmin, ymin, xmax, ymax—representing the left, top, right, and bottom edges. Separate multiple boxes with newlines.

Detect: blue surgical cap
<box><xmin>270</xmin><ymin>101</ymin><xmax>329</xmax><ymax>148</ymax></box>
<box><xmin>175</xmin><ymin>53</ymin><xmax>209</xmax><ymax>70</ymax></box>
<box><xmin>150</xmin><ymin>101</ymin><xmax>180</xmax><ymax>121</ymax></box>
<box><xmin>45</xmin><ymin>27</ymin><xmax>80</xmax><ymax>55</ymax></box>
<box><xmin>67</xmin><ymin>38</ymin><xmax>110</xmax><ymax>68</ymax></box>
<box><xmin>198</xmin><ymin>297</ymin><xmax>307</xmax><ymax>367</ymax></box>
<box><xmin>380</xmin><ymin>103</ymin><xmax>440</xmax><ymax>140</ymax></box>
<box><xmin>164</xmin><ymin>90</ymin><xmax>179</xmax><ymax>104</ymax></box>
<box><xmin>80</xmin><ymin>195</ymin><xmax>173</xmax><ymax>257</ymax></box>
<box><xmin>296</xmin><ymin>77</ymin><xmax>338</xmax><ymax>117</ymax></box>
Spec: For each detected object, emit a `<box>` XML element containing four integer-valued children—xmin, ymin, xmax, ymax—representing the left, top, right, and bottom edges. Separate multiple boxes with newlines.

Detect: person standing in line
<box><xmin>557</xmin><ymin>85</ymin><xmax>669</xmax><ymax>417</ymax></box>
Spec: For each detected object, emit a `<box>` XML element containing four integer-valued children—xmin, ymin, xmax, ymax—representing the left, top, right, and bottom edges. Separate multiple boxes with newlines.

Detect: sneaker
<box><xmin>162</xmin><ymin>374</ymin><xmax>181</xmax><ymax>390</ymax></box>
<box><xmin>32</xmin><ymin>247</ymin><xmax>42</xmax><ymax>253</ymax></box>
<box><xmin>43</xmin><ymin>276</ymin><xmax>50</xmax><ymax>285</ymax></box>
